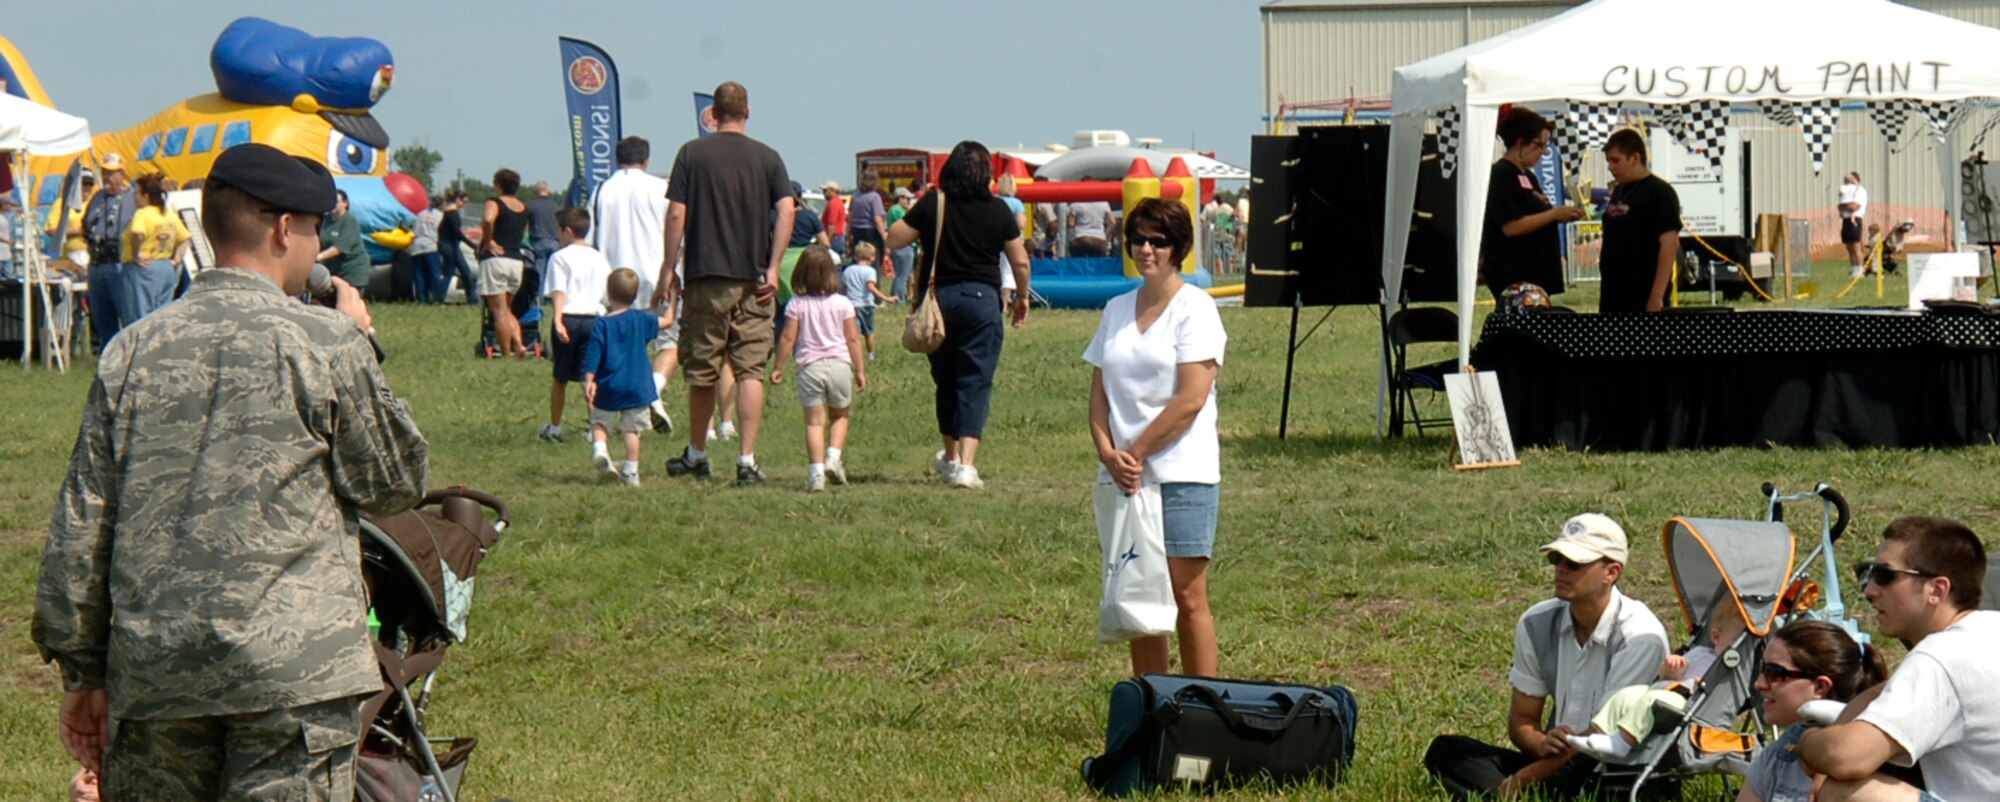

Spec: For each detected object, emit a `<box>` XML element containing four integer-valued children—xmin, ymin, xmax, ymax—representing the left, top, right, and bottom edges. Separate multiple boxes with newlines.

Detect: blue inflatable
<box><xmin>210</xmin><ymin>17</ymin><xmax>394</xmax><ymax>110</ymax></box>
<box><xmin>1032</xmin><ymin>257</ymin><xmax>1213</xmax><ymax>309</ymax></box>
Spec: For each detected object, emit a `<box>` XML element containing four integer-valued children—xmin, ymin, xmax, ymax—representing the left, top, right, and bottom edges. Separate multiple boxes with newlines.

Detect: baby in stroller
<box><xmin>1567</xmin><ymin>599</ymin><xmax>1749</xmax><ymax>761</ymax></box>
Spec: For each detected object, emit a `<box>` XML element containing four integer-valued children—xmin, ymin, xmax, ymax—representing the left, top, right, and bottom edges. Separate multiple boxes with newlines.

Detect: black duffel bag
<box><xmin>1081</xmin><ymin>674</ymin><xmax>1358</xmax><ymax>797</ymax></box>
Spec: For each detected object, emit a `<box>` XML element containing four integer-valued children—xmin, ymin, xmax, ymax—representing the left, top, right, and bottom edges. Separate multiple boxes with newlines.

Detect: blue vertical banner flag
<box><xmin>559</xmin><ymin>37</ymin><xmax>620</xmax><ymax>206</ymax></box>
<box><xmin>693</xmin><ymin>93</ymin><xmax>717</xmax><ymax>138</ymax></box>
<box><xmin>1533</xmin><ymin>140</ymin><xmax>1568</xmax><ymax>258</ymax></box>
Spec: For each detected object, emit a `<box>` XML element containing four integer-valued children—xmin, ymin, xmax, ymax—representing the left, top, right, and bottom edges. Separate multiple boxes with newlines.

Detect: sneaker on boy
<box><xmin>735</xmin><ymin>461</ymin><xmax>766</xmax><ymax>486</ymax></box>
<box><xmin>538</xmin><ymin>423</ymin><xmax>563</xmax><ymax>443</ymax></box>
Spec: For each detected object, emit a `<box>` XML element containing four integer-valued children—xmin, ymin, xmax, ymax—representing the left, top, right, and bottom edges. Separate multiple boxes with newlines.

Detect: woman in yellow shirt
<box><xmin>113</xmin><ymin>173</ymin><xmax>190</xmax><ymax>335</ymax></box>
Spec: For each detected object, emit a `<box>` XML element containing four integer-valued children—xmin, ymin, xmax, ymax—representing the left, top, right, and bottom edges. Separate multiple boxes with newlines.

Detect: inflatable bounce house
<box><xmin>1008</xmin><ymin>151</ymin><xmax>1214</xmax><ymax>309</ymax></box>
<box><xmin>3</xmin><ymin>18</ymin><xmax>424</xmax><ymax>258</ymax></box>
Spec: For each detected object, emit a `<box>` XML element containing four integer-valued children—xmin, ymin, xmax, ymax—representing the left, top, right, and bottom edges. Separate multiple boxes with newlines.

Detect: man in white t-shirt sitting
<box><xmin>1801</xmin><ymin>516</ymin><xmax>2000</xmax><ymax>802</ymax></box>
<box><xmin>591</xmin><ymin>136</ymin><xmax>677</xmax><ymax>433</ymax></box>
<box><xmin>1423</xmin><ymin>514</ymin><xmax>1670</xmax><ymax>799</ymax></box>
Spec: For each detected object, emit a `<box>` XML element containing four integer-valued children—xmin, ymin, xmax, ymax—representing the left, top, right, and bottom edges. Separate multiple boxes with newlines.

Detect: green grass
<box><xmin>0</xmin><ymin>261</ymin><xmax>1985</xmax><ymax>800</ymax></box>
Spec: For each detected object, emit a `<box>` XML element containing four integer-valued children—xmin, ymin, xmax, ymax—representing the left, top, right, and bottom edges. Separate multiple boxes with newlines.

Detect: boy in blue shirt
<box><xmin>583</xmin><ymin>267</ymin><xmax>661</xmax><ymax>486</ymax></box>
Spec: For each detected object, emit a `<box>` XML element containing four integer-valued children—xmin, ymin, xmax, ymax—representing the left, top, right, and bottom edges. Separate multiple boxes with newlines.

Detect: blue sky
<box><xmin>8</xmin><ymin>1</ymin><xmax>1265</xmax><ymax>191</ymax></box>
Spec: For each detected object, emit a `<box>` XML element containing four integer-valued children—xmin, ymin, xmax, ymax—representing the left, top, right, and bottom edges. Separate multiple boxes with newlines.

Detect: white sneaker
<box><xmin>1565</xmin><ymin>732</ymin><xmax>1628</xmax><ymax>761</ymax></box>
<box><xmin>804</xmin><ymin>473</ymin><xmax>827</xmax><ymax>493</ymax></box>
<box><xmin>948</xmin><ymin>463</ymin><xmax>984</xmax><ymax>489</ymax></box>
<box><xmin>706</xmin><ymin>427</ymin><xmax>719</xmax><ymax>443</ymax></box>
<box><xmin>1797</xmin><ymin>699</ymin><xmax>1847</xmax><ymax>726</ymax></box>
<box><xmin>649</xmin><ymin>401</ymin><xmax>675</xmax><ymax>434</ymax></box>
<box><xmin>826</xmin><ymin>456</ymin><xmax>847</xmax><ymax>485</ymax></box>
<box><xmin>1850</xmin><ymin>265</ymin><xmax>1865</xmax><ymax>278</ymax></box>
<box><xmin>593</xmin><ymin>452</ymin><xmax>617</xmax><ymax>477</ymax></box>
<box><xmin>620</xmin><ymin>467</ymin><xmax>642</xmax><ymax>487</ymax></box>
<box><xmin>538</xmin><ymin>423</ymin><xmax>563</xmax><ymax>443</ymax></box>
<box><xmin>717</xmin><ymin>421</ymin><xmax>738</xmax><ymax>441</ymax></box>
<box><xmin>932</xmin><ymin>449</ymin><xmax>959</xmax><ymax>478</ymax></box>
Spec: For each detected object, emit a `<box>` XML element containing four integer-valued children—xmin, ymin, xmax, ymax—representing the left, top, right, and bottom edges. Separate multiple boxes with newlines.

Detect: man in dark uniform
<box><xmin>34</xmin><ymin>143</ymin><xmax>430</xmax><ymax>799</ymax></box>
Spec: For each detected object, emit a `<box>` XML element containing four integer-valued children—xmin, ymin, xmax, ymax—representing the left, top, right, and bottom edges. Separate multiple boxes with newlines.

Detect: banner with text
<box><xmin>559</xmin><ymin>37</ymin><xmax>621</xmax><ymax>206</ymax></box>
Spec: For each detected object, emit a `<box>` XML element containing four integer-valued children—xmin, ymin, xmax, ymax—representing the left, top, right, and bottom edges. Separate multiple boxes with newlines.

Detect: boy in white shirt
<box><xmin>839</xmin><ymin>242</ymin><xmax>896</xmax><ymax>360</ymax></box>
<box><xmin>540</xmin><ymin>207</ymin><xmax>612</xmax><ymax>443</ymax></box>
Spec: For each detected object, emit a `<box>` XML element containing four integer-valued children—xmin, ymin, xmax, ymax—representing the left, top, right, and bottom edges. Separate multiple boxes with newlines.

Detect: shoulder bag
<box><xmin>902</xmin><ymin>192</ymin><xmax>948</xmax><ymax>354</ymax></box>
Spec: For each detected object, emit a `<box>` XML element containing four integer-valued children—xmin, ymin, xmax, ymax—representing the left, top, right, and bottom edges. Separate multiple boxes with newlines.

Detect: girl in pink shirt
<box><xmin>775</xmin><ymin>246</ymin><xmax>868</xmax><ymax>492</ymax></box>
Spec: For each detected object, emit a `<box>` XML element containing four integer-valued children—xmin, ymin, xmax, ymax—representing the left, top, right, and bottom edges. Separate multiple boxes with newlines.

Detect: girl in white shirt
<box><xmin>1085</xmin><ymin>198</ymin><xmax>1227</xmax><ymax>677</ymax></box>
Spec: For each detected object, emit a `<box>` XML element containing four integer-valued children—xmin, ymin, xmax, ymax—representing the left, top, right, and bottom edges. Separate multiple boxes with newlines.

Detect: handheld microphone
<box><xmin>307</xmin><ymin>264</ymin><xmax>385</xmax><ymax>363</ymax></box>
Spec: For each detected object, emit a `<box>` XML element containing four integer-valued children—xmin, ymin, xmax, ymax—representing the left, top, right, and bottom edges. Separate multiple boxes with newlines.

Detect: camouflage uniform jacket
<box><xmin>32</xmin><ymin>267</ymin><xmax>429</xmax><ymax>720</ymax></box>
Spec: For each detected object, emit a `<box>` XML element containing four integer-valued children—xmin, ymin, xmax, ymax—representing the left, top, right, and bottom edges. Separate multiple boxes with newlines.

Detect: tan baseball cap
<box><xmin>1541</xmin><ymin>513</ymin><xmax>1629</xmax><ymax>564</ymax></box>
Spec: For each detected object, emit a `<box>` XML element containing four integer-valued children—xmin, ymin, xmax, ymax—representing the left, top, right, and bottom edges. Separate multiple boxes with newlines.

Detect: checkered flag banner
<box><xmin>1686</xmin><ymin>99</ymin><xmax>1730</xmax><ymax>171</ymax></box>
<box><xmin>1436</xmin><ymin>105</ymin><xmax>1462</xmax><ymax>179</ymax></box>
<box><xmin>1758</xmin><ymin>98</ymin><xmax>1799</xmax><ymax>129</ymax></box>
<box><xmin>1652</xmin><ymin>104</ymin><xmax>1689</xmax><ymax>143</ymax></box>
<box><xmin>1869</xmin><ymin>99</ymin><xmax>1913</xmax><ymax>154</ymax></box>
<box><xmin>1799</xmin><ymin>99</ymin><xmax>1841</xmax><ymax>176</ymax></box>
<box><xmin>1918</xmin><ymin>100</ymin><xmax>1967</xmax><ymax>141</ymax></box>
<box><xmin>1567</xmin><ymin>100</ymin><xmax>1620</xmax><ymax>152</ymax></box>
<box><xmin>1971</xmin><ymin>110</ymin><xmax>2000</xmax><ymax>154</ymax></box>
<box><xmin>1553</xmin><ymin>112</ymin><xmax>1584</xmax><ymax>177</ymax></box>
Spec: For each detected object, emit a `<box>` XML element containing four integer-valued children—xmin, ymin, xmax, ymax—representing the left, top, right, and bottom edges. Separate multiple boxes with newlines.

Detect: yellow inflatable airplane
<box><xmin>4</xmin><ymin>18</ymin><xmax>423</xmax><ymax>253</ymax></box>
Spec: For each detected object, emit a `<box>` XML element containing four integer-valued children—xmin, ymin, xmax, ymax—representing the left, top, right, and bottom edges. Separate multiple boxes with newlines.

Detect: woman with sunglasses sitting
<box><xmin>1740</xmin><ymin>620</ymin><xmax>1887</xmax><ymax>802</ymax></box>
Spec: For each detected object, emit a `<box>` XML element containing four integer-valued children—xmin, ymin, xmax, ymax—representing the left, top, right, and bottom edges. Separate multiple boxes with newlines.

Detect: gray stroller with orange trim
<box><xmin>1598</xmin><ymin>483</ymin><xmax>1857</xmax><ymax>801</ymax></box>
<box><xmin>355</xmin><ymin>488</ymin><xmax>508</xmax><ymax>802</ymax></box>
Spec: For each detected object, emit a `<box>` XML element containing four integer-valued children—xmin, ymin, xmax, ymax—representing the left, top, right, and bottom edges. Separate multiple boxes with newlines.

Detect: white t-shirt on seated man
<box><xmin>1801</xmin><ymin>517</ymin><xmax>2000</xmax><ymax>802</ymax></box>
<box><xmin>1082</xmin><ymin>282</ymin><xmax>1225</xmax><ymax>485</ymax></box>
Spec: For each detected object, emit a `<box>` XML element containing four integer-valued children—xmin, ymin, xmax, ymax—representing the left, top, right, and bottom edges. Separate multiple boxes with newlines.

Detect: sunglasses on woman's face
<box><xmin>1853</xmin><ymin>561</ymin><xmax>1938</xmax><ymax>587</ymax></box>
<box><xmin>1759</xmin><ymin>662</ymin><xmax>1816</xmax><ymax>684</ymax></box>
<box><xmin>1128</xmin><ymin>234</ymin><xmax>1174</xmax><ymax>251</ymax></box>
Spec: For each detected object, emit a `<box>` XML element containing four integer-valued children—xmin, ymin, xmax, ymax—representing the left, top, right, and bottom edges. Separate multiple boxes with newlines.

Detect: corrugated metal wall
<box><xmin>1262</xmin><ymin>0</ymin><xmax>2000</xmax><ymax>249</ymax></box>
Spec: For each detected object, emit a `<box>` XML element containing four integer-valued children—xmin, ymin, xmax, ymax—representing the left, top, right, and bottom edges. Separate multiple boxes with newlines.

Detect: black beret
<box><xmin>205</xmin><ymin>143</ymin><xmax>337</xmax><ymax>215</ymax></box>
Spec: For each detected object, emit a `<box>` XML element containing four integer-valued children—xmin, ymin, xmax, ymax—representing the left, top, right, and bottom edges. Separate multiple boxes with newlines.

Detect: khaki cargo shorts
<box><xmin>679</xmin><ymin>277</ymin><xmax>774</xmax><ymax>385</ymax></box>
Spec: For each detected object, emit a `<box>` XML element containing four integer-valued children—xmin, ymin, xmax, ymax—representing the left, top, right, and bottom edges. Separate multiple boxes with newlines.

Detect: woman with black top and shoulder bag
<box><xmin>886</xmin><ymin>141</ymin><xmax>1032</xmax><ymax>490</ymax></box>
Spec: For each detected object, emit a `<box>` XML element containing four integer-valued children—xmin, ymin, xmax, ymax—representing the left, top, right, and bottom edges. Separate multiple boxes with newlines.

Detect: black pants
<box><xmin>1423</xmin><ymin>735</ymin><xmax>1606</xmax><ymax>800</ymax></box>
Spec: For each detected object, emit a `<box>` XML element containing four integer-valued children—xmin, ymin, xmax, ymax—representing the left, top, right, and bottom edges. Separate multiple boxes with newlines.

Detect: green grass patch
<box><xmin>0</xmin><ymin>264</ymin><xmax>1980</xmax><ymax>799</ymax></box>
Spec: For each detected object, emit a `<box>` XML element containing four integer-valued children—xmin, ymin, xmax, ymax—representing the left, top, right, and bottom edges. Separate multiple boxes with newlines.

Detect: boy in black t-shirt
<box><xmin>1597</xmin><ymin>130</ymin><xmax>1681</xmax><ymax>314</ymax></box>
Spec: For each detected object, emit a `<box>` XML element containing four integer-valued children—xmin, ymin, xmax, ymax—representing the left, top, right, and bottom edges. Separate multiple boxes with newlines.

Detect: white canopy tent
<box><xmin>1</xmin><ymin>93</ymin><xmax>90</xmax><ymax>370</ymax></box>
<box><xmin>1379</xmin><ymin>0</ymin><xmax>2000</xmax><ymax>376</ymax></box>
<box><xmin>0</xmin><ymin>93</ymin><xmax>90</xmax><ymax>156</ymax></box>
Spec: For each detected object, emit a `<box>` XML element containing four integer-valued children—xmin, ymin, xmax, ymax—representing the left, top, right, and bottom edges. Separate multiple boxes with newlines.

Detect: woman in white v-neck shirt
<box><xmin>1084</xmin><ymin>198</ymin><xmax>1227</xmax><ymax>678</ymax></box>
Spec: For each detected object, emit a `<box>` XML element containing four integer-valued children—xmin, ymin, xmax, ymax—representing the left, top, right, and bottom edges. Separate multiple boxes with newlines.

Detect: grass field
<box><xmin>0</xmin><ymin>259</ymin><xmax>1985</xmax><ymax>800</ymax></box>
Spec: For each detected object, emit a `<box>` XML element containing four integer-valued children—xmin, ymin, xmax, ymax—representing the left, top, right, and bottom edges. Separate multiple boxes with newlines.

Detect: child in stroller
<box><xmin>1568</xmin><ymin>600</ymin><xmax>1749</xmax><ymax>761</ymax></box>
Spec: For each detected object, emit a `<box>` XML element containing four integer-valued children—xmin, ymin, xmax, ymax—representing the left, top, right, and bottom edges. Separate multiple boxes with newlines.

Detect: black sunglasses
<box><xmin>1854</xmin><ymin>561</ymin><xmax>1938</xmax><ymax>587</ymax></box>
<box><xmin>1546</xmin><ymin>552</ymin><xmax>1606</xmax><ymax>571</ymax></box>
<box><xmin>1759</xmin><ymin>662</ymin><xmax>1817</xmax><ymax>684</ymax></box>
<box><xmin>1128</xmin><ymin>234</ymin><xmax>1174</xmax><ymax>251</ymax></box>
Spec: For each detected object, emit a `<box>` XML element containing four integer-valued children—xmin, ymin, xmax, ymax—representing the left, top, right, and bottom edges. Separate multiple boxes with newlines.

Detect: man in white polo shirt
<box><xmin>1424</xmin><ymin>514</ymin><xmax>1670</xmax><ymax>799</ymax></box>
<box><xmin>590</xmin><ymin>136</ymin><xmax>677</xmax><ymax>433</ymax></box>
<box><xmin>1801</xmin><ymin>516</ymin><xmax>2000</xmax><ymax>802</ymax></box>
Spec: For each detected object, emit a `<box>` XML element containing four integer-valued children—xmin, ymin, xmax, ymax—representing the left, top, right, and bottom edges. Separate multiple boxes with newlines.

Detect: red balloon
<box><xmin>383</xmin><ymin>172</ymin><xmax>427</xmax><ymax>215</ymax></box>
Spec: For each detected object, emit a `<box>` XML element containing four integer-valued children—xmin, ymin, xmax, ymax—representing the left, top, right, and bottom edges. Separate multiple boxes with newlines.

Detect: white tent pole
<box><xmin>1457</xmin><ymin>104</ymin><xmax>1499</xmax><ymax>368</ymax></box>
<box><xmin>1377</xmin><ymin>114</ymin><xmax>1426</xmax><ymax>437</ymax></box>
<box><xmin>1940</xmin><ymin>128</ymin><xmax>1965</xmax><ymax>251</ymax></box>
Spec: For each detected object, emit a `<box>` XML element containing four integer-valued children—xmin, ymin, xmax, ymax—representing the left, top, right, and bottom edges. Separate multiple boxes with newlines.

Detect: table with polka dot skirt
<box><xmin>1470</xmin><ymin>309</ymin><xmax>2000</xmax><ymax>451</ymax></box>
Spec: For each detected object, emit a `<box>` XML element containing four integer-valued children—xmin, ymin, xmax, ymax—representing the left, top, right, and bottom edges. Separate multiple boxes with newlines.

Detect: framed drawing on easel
<box><xmin>1446</xmin><ymin>370</ymin><xmax>1520</xmax><ymax>470</ymax></box>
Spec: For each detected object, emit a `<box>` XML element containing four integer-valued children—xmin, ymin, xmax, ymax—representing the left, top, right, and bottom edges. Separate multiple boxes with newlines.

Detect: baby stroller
<box><xmin>356</xmin><ymin>488</ymin><xmax>509</xmax><ymax>802</ymax></box>
<box><xmin>1600</xmin><ymin>483</ymin><xmax>1855</xmax><ymax>801</ymax></box>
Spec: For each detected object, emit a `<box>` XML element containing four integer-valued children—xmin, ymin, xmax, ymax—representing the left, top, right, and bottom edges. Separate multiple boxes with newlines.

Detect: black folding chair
<box><xmin>1388</xmin><ymin>306</ymin><xmax>1459</xmax><ymax>438</ymax></box>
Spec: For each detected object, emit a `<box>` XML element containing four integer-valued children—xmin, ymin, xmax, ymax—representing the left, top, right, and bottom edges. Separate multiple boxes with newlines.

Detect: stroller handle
<box><xmin>421</xmin><ymin>486</ymin><xmax>510</xmax><ymax>533</ymax></box>
<box><xmin>1817</xmin><ymin>484</ymin><xmax>1850</xmax><ymax>544</ymax></box>
<box><xmin>1761</xmin><ymin>482</ymin><xmax>1850</xmax><ymax>545</ymax></box>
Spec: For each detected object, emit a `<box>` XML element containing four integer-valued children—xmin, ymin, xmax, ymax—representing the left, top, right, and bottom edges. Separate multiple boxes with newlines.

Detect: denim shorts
<box><xmin>1161</xmin><ymin>482</ymin><xmax>1219</xmax><ymax>559</ymax></box>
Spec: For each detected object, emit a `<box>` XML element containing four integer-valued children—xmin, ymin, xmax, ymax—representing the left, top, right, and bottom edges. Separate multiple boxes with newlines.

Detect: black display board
<box><xmin>1246</xmin><ymin>127</ymin><xmax>1456</xmax><ymax>308</ymax></box>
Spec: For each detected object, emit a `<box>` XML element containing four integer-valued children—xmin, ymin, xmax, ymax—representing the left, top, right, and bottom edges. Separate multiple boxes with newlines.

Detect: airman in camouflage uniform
<box><xmin>32</xmin><ymin>143</ymin><xmax>429</xmax><ymax>800</ymax></box>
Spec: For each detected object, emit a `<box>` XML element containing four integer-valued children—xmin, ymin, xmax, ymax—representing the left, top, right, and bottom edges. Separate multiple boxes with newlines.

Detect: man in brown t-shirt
<box><xmin>655</xmin><ymin>80</ymin><xmax>795</xmax><ymax>486</ymax></box>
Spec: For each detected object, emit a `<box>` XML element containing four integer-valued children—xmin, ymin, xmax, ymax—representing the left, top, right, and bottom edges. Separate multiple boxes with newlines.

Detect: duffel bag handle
<box><xmin>1173</xmin><ymin>685</ymin><xmax>1321</xmax><ymax>739</ymax></box>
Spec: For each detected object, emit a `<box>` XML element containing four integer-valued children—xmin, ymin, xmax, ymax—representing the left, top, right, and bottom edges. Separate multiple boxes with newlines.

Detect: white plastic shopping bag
<box><xmin>1095</xmin><ymin>482</ymin><xmax>1177</xmax><ymax>643</ymax></box>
